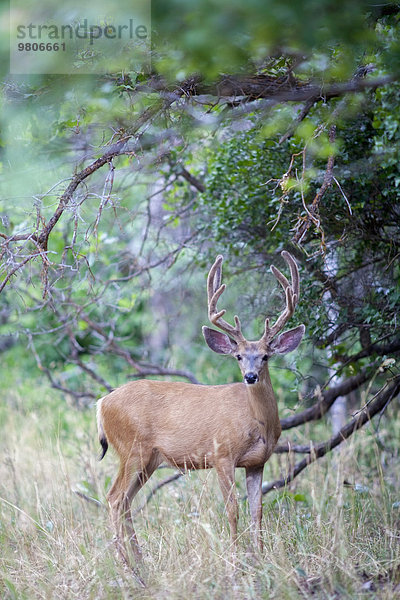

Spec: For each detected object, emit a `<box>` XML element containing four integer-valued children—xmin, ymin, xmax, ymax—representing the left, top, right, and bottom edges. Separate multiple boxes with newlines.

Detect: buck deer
<box><xmin>97</xmin><ymin>251</ymin><xmax>304</xmax><ymax>565</ymax></box>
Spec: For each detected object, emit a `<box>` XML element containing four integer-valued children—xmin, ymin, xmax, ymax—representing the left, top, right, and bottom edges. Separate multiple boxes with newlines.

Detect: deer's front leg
<box><xmin>245</xmin><ymin>465</ymin><xmax>264</xmax><ymax>551</ymax></box>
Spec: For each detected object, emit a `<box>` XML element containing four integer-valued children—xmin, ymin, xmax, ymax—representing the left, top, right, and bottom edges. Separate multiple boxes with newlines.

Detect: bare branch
<box><xmin>274</xmin><ymin>441</ymin><xmax>315</xmax><ymax>454</ymax></box>
<box><xmin>74</xmin><ymin>490</ymin><xmax>105</xmax><ymax>508</ymax></box>
<box><xmin>341</xmin><ymin>338</ymin><xmax>400</xmax><ymax>364</ymax></box>
<box><xmin>130</xmin><ymin>367</ymin><xmax>199</xmax><ymax>385</ymax></box>
<box><xmin>178</xmin><ymin>167</ymin><xmax>206</xmax><ymax>193</ymax></box>
<box><xmin>140</xmin><ymin>72</ymin><xmax>395</xmax><ymax>105</ymax></box>
<box><xmin>0</xmin><ymin>253</ymin><xmax>39</xmax><ymax>294</ymax></box>
<box><xmin>292</xmin><ymin>125</ymin><xmax>336</xmax><ymax>248</ymax></box>
<box><xmin>132</xmin><ymin>472</ymin><xmax>183</xmax><ymax>517</ymax></box>
<box><xmin>279</xmin><ymin>98</ymin><xmax>316</xmax><ymax>144</ymax></box>
<box><xmin>263</xmin><ymin>374</ymin><xmax>400</xmax><ymax>494</ymax></box>
<box><xmin>280</xmin><ymin>363</ymin><xmax>374</xmax><ymax>430</ymax></box>
<box><xmin>0</xmin><ymin>78</ymin><xmax>197</xmax><ymax>295</ymax></box>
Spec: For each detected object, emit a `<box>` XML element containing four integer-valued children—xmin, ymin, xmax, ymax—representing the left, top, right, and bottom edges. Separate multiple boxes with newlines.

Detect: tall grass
<box><xmin>1</xmin><ymin>380</ymin><xmax>399</xmax><ymax>599</ymax></box>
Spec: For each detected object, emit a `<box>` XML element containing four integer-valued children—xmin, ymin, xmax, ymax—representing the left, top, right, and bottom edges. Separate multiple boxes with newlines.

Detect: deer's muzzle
<box><xmin>244</xmin><ymin>372</ymin><xmax>259</xmax><ymax>385</ymax></box>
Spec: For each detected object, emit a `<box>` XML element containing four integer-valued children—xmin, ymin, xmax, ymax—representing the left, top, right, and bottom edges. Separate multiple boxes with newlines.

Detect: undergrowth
<box><xmin>0</xmin><ymin>377</ymin><xmax>399</xmax><ymax>599</ymax></box>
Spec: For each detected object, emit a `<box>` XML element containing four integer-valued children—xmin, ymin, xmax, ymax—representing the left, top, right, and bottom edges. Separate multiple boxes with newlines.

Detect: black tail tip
<box><xmin>98</xmin><ymin>437</ymin><xmax>108</xmax><ymax>461</ymax></box>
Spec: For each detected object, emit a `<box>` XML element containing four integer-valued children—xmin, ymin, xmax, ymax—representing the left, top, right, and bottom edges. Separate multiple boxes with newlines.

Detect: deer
<box><xmin>97</xmin><ymin>251</ymin><xmax>305</xmax><ymax>566</ymax></box>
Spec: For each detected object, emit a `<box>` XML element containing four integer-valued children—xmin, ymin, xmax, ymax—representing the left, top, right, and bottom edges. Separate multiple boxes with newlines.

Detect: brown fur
<box><xmin>97</xmin><ymin>350</ymin><xmax>284</xmax><ymax>563</ymax></box>
<box><xmin>97</xmin><ymin>252</ymin><xmax>304</xmax><ymax>565</ymax></box>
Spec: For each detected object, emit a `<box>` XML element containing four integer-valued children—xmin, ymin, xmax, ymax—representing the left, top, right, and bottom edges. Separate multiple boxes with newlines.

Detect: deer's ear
<box><xmin>270</xmin><ymin>324</ymin><xmax>305</xmax><ymax>355</ymax></box>
<box><xmin>202</xmin><ymin>326</ymin><xmax>237</xmax><ymax>355</ymax></box>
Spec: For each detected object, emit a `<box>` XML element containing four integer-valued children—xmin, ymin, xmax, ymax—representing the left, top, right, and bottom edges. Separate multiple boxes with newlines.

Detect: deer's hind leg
<box><xmin>107</xmin><ymin>449</ymin><xmax>162</xmax><ymax>565</ymax></box>
<box><xmin>215</xmin><ymin>459</ymin><xmax>238</xmax><ymax>549</ymax></box>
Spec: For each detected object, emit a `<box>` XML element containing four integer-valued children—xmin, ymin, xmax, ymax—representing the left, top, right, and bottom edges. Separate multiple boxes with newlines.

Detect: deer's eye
<box><xmin>262</xmin><ymin>354</ymin><xmax>269</xmax><ymax>361</ymax></box>
<box><xmin>236</xmin><ymin>355</ymin><xmax>242</xmax><ymax>361</ymax></box>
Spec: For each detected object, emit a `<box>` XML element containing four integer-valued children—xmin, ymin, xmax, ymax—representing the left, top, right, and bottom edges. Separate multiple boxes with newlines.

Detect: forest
<box><xmin>0</xmin><ymin>1</ymin><xmax>399</xmax><ymax>598</ymax></box>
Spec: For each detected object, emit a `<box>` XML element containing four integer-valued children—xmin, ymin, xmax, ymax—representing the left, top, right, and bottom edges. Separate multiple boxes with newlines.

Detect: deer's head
<box><xmin>203</xmin><ymin>252</ymin><xmax>305</xmax><ymax>385</ymax></box>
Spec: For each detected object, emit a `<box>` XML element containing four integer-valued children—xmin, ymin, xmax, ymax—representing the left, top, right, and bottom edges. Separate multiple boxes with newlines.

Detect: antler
<box><xmin>207</xmin><ymin>255</ymin><xmax>245</xmax><ymax>342</ymax></box>
<box><xmin>261</xmin><ymin>251</ymin><xmax>300</xmax><ymax>344</ymax></box>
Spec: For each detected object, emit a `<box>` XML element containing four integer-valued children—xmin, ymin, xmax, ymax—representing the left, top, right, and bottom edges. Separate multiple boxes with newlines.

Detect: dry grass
<box><xmin>1</xmin><ymin>383</ymin><xmax>399</xmax><ymax>599</ymax></box>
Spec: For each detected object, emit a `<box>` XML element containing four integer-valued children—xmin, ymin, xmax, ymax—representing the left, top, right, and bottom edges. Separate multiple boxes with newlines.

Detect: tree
<box><xmin>0</xmin><ymin>0</ymin><xmax>399</xmax><ymax>491</ymax></box>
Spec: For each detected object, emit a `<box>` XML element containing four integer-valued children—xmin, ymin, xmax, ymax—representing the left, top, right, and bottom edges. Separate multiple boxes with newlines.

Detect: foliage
<box><xmin>192</xmin><ymin>96</ymin><xmax>399</xmax><ymax>352</ymax></box>
<box><xmin>0</xmin><ymin>0</ymin><xmax>399</xmax><ymax>593</ymax></box>
<box><xmin>152</xmin><ymin>0</ymin><xmax>400</xmax><ymax>80</ymax></box>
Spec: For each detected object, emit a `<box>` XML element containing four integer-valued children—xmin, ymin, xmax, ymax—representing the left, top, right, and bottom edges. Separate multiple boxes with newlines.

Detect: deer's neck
<box><xmin>245</xmin><ymin>369</ymin><xmax>280</xmax><ymax>434</ymax></box>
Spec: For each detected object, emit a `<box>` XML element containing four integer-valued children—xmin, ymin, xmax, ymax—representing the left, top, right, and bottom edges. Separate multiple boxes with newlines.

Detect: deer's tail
<box><xmin>96</xmin><ymin>397</ymin><xmax>108</xmax><ymax>461</ymax></box>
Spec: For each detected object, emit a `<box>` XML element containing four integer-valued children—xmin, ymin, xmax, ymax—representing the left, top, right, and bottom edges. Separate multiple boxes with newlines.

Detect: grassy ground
<box><xmin>0</xmin><ymin>378</ymin><xmax>399</xmax><ymax>599</ymax></box>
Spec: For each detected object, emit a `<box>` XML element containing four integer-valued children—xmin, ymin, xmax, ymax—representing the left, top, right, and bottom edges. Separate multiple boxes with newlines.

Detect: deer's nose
<box><xmin>244</xmin><ymin>372</ymin><xmax>259</xmax><ymax>385</ymax></box>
